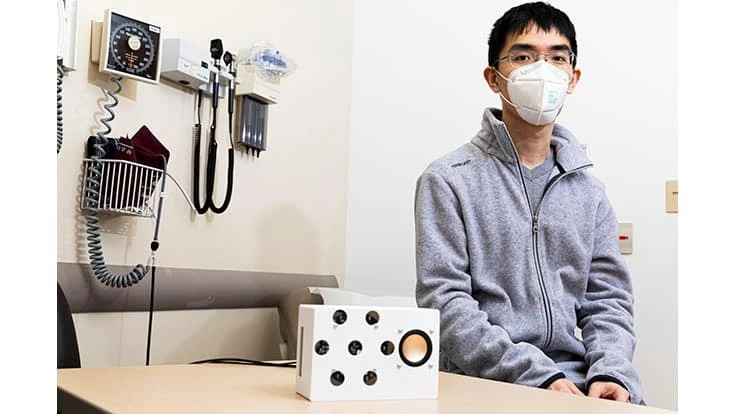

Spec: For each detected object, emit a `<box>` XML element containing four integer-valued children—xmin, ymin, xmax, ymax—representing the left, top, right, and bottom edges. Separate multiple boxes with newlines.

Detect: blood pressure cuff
<box><xmin>87</xmin><ymin>126</ymin><xmax>170</xmax><ymax>212</ymax></box>
<box><xmin>127</xmin><ymin>125</ymin><xmax>170</xmax><ymax>170</ymax></box>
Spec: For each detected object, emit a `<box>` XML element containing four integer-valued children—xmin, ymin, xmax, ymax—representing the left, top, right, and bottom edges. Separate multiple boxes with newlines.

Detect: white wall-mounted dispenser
<box><xmin>235</xmin><ymin>62</ymin><xmax>280</xmax><ymax>104</ymax></box>
<box><xmin>160</xmin><ymin>38</ymin><xmax>211</xmax><ymax>90</ymax></box>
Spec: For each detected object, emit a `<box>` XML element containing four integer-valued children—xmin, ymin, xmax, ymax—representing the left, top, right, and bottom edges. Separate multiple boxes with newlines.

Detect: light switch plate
<box><xmin>618</xmin><ymin>222</ymin><xmax>633</xmax><ymax>255</ymax></box>
<box><xmin>666</xmin><ymin>180</ymin><xmax>678</xmax><ymax>213</ymax></box>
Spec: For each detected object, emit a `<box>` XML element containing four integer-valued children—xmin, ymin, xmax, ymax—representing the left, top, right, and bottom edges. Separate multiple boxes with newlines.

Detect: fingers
<box><xmin>547</xmin><ymin>378</ymin><xmax>584</xmax><ymax>396</ymax></box>
<box><xmin>566</xmin><ymin>381</ymin><xmax>584</xmax><ymax>396</ymax></box>
<box><xmin>588</xmin><ymin>382</ymin><xmax>630</xmax><ymax>402</ymax></box>
<box><xmin>587</xmin><ymin>382</ymin><xmax>605</xmax><ymax>398</ymax></box>
<box><xmin>612</xmin><ymin>387</ymin><xmax>630</xmax><ymax>402</ymax></box>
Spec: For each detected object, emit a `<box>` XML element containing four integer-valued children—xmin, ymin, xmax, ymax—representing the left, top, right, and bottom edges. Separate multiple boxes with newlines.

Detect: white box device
<box><xmin>296</xmin><ymin>304</ymin><xmax>440</xmax><ymax>401</ymax></box>
<box><xmin>235</xmin><ymin>62</ymin><xmax>279</xmax><ymax>104</ymax></box>
<box><xmin>160</xmin><ymin>38</ymin><xmax>210</xmax><ymax>89</ymax></box>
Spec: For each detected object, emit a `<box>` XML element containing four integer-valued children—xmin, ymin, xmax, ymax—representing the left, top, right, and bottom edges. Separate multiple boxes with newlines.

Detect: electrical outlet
<box><xmin>666</xmin><ymin>180</ymin><xmax>678</xmax><ymax>213</ymax></box>
<box><xmin>618</xmin><ymin>222</ymin><xmax>633</xmax><ymax>255</ymax></box>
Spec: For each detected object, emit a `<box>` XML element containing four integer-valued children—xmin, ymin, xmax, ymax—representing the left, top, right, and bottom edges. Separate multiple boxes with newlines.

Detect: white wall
<box><xmin>59</xmin><ymin>0</ymin><xmax>353</xmax><ymax>366</ymax></box>
<box><xmin>345</xmin><ymin>0</ymin><xmax>677</xmax><ymax>410</ymax></box>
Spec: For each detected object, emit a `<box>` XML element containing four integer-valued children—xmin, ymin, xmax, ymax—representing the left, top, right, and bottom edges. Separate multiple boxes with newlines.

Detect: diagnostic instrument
<box><xmin>99</xmin><ymin>9</ymin><xmax>162</xmax><ymax>84</ymax></box>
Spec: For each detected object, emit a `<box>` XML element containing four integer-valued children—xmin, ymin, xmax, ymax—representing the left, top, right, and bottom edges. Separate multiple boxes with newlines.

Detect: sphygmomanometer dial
<box><xmin>103</xmin><ymin>11</ymin><xmax>161</xmax><ymax>83</ymax></box>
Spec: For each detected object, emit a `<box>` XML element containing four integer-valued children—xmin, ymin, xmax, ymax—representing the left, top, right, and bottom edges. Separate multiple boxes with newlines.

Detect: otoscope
<box><xmin>205</xmin><ymin>39</ymin><xmax>223</xmax><ymax>202</ymax></box>
<box><xmin>223</xmin><ymin>51</ymin><xmax>235</xmax><ymax>144</ymax></box>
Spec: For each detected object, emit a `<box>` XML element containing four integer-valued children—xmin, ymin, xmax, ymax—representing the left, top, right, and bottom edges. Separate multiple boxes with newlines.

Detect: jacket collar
<box><xmin>470</xmin><ymin>108</ymin><xmax>592</xmax><ymax>172</ymax></box>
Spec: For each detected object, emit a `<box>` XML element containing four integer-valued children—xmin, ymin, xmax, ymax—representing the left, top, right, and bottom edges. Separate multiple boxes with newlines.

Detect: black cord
<box><xmin>145</xmin><ymin>265</ymin><xmax>156</xmax><ymax>366</ymax></box>
<box><xmin>207</xmin><ymin>149</ymin><xmax>234</xmax><ymax>214</ymax></box>
<box><xmin>192</xmin><ymin>93</ymin><xmax>235</xmax><ymax>215</ymax></box>
<box><xmin>197</xmin><ymin>89</ymin><xmax>202</xmax><ymax>125</ymax></box>
<box><xmin>192</xmin><ymin>91</ymin><xmax>209</xmax><ymax>214</ymax></box>
<box><xmin>189</xmin><ymin>358</ymin><xmax>296</xmax><ymax>368</ymax></box>
<box><xmin>145</xmin><ymin>155</ymin><xmax>167</xmax><ymax>366</ymax></box>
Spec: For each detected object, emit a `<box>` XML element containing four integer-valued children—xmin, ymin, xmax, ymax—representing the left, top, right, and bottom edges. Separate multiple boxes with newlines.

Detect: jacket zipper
<box><xmin>503</xmin><ymin>130</ymin><xmax>554</xmax><ymax>351</ymax></box>
<box><xmin>530</xmin><ymin>213</ymin><xmax>552</xmax><ymax>348</ymax></box>
<box><xmin>533</xmin><ymin>164</ymin><xmax>592</xmax><ymax>349</ymax></box>
<box><xmin>502</xmin><ymin>125</ymin><xmax>592</xmax><ymax>350</ymax></box>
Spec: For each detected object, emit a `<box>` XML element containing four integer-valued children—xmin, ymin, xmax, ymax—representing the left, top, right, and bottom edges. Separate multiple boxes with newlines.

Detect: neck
<box><xmin>500</xmin><ymin>106</ymin><xmax>554</xmax><ymax>168</ymax></box>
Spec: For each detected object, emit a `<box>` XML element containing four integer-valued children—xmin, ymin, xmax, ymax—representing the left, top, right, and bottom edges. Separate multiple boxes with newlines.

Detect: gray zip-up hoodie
<box><xmin>414</xmin><ymin>108</ymin><xmax>642</xmax><ymax>404</ymax></box>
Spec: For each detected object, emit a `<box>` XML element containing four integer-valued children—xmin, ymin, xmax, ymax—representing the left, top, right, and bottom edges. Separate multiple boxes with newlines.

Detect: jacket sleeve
<box><xmin>578</xmin><ymin>194</ymin><xmax>643</xmax><ymax>403</ymax></box>
<box><xmin>414</xmin><ymin>171</ymin><xmax>564</xmax><ymax>388</ymax></box>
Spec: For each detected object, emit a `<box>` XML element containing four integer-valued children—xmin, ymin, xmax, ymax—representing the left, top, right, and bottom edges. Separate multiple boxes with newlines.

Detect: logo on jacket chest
<box><xmin>451</xmin><ymin>160</ymin><xmax>471</xmax><ymax>168</ymax></box>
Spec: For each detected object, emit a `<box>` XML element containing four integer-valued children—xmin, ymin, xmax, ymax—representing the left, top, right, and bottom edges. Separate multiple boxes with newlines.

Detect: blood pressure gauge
<box><xmin>99</xmin><ymin>9</ymin><xmax>162</xmax><ymax>84</ymax></box>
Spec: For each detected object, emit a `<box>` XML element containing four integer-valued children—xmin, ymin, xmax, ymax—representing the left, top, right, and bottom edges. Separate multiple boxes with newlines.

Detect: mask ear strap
<box><xmin>498</xmin><ymin>90</ymin><xmax>518</xmax><ymax>109</ymax></box>
<box><xmin>494</xmin><ymin>67</ymin><xmax>511</xmax><ymax>82</ymax></box>
<box><xmin>493</xmin><ymin>67</ymin><xmax>518</xmax><ymax>109</ymax></box>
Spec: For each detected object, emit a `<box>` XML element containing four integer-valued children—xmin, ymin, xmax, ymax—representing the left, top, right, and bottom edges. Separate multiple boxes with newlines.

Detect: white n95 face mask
<box><xmin>495</xmin><ymin>60</ymin><xmax>571</xmax><ymax>126</ymax></box>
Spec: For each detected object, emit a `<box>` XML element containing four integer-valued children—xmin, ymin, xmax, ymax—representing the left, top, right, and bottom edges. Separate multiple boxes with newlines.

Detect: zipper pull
<box><xmin>533</xmin><ymin>215</ymin><xmax>539</xmax><ymax>233</ymax></box>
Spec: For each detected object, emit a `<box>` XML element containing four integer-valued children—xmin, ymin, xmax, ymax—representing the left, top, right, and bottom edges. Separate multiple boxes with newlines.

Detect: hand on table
<box><xmin>587</xmin><ymin>381</ymin><xmax>630</xmax><ymax>402</ymax></box>
<box><xmin>547</xmin><ymin>378</ymin><xmax>584</xmax><ymax>396</ymax></box>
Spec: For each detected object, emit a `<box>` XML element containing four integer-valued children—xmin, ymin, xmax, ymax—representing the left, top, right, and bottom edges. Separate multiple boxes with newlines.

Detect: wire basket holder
<box><xmin>81</xmin><ymin>158</ymin><xmax>164</xmax><ymax>218</ymax></box>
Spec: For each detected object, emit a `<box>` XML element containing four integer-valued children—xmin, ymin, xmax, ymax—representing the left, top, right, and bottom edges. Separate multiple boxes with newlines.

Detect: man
<box><xmin>414</xmin><ymin>2</ymin><xmax>643</xmax><ymax>404</ymax></box>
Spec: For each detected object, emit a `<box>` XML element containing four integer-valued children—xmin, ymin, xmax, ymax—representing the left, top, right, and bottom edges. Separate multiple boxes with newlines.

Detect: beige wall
<box><xmin>58</xmin><ymin>0</ymin><xmax>353</xmax><ymax>366</ymax></box>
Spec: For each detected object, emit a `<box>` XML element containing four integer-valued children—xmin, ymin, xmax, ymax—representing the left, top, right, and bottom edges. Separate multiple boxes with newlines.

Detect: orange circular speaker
<box><xmin>398</xmin><ymin>330</ymin><xmax>432</xmax><ymax>367</ymax></box>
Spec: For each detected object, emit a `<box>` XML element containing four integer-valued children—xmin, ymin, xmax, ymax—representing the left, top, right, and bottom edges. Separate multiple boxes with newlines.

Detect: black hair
<box><xmin>487</xmin><ymin>2</ymin><xmax>577</xmax><ymax>68</ymax></box>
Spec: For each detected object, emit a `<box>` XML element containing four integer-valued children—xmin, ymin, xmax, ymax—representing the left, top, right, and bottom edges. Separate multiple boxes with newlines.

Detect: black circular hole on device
<box><xmin>380</xmin><ymin>340</ymin><xmax>395</xmax><ymax>355</ymax></box>
<box><xmin>314</xmin><ymin>340</ymin><xmax>329</xmax><ymax>355</ymax></box>
<box><xmin>363</xmin><ymin>370</ymin><xmax>378</xmax><ymax>386</ymax></box>
<box><xmin>330</xmin><ymin>370</ymin><xmax>345</xmax><ymax>386</ymax></box>
<box><xmin>365</xmin><ymin>310</ymin><xmax>380</xmax><ymax>325</ymax></box>
<box><xmin>333</xmin><ymin>309</ymin><xmax>348</xmax><ymax>325</ymax></box>
<box><xmin>348</xmin><ymin>340</ymin><xmax>363</xmax><ymax>355</ymax></box>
